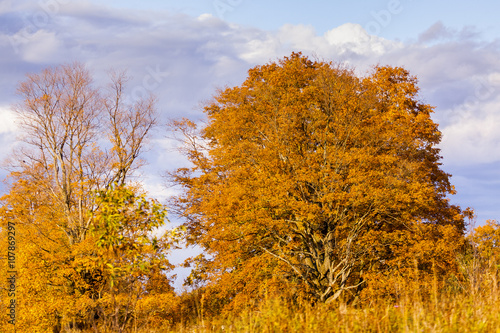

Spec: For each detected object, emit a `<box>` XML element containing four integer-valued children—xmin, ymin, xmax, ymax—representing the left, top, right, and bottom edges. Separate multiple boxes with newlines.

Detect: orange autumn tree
<box><xmin>0</xmin><ymin>63</ymin><xmax>177</xmax><ymax>332</ymax></box>
<box><xmin>170</xmin><ymin>53</ymin><xmax>466</xmax><ymax>308</ymax></box>
<box><xmin>469</xmin><ymin>219</ymin><xmax>500</xmax><ymax>262</ymax></box>
<box><xmin>462</xmin><ymin>219</ymin><xmax>500</xmax><ymax>295</ymax></box>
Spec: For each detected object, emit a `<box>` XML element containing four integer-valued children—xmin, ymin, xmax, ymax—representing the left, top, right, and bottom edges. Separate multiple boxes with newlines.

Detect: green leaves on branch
<box><xmin>91</xmin><ymin>184</ymin><xmax>166</xmax><ymax>250</ymax></box>
<box><xmin>90</xmin><ymin>184</ymin><xmax>180</xmax><ymax>284</ymax></box>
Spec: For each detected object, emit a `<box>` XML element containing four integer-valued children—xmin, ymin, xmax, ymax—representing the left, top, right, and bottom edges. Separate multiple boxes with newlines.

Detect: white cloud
<box><xmin>323</xmin><ymin>23</ymin><xmax>401</xmax><ymax>55</ymax></box>
<box><xmin>440</xmin><ymin>95</ymin><xmax>500</xmax><ymax>165</ymax></box>
<box><xmin>273</xmin><ymin>23</ymin><xmax>402</xmax><ymax>61</ymax></box>
<box><xmin>2</xmin><ymin>11</ymin><xmax>500</xmax><ymax>170</ymax></box>
<box><xmin>277</xmin><ymin>24</ymin><xmax>319</xmax><ymax>50</ymax></box>
<box><xmin>196</xmin><ymin>13</ymin><xmax>219</xmax><ymax>24</ymax></box>
<box><xmin>17</xmin><ymin>29</ymin><xmax>65</xmax><ymax>63</ymax></box>
<box><xmin>0</xmin><ymin>106</ymin><xmax>19</xmax><ymax>167</ymax></box>
<box><xmin>239</xmin><ymin>32</ymin><xmax>281</xmax><ymax>63</ymax></box>
<box><xmin>0</xmin><ymin>106</ymin><xmax>17</xmax><ymax>134</ymax></box>
<box><xmin>0</xmin><ymin>0</ymin><xmax>12</xmax><ymax>14</ymax></box>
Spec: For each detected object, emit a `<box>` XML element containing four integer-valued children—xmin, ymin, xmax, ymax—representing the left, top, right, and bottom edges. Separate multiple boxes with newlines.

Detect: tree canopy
<box><xmin>170</xmin><ymin>53</ymin><xmax>466</xmax><ymax>308</ymax></box>
<box><xmin>0</xmin><ymin>63</ymin><xmax>179</xmax><ymax>332</ymax></box>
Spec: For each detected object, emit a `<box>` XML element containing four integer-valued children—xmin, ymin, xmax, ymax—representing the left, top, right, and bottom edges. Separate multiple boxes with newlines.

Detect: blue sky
<box><xmin>1</xmin><ymin>0</ymin><xmax>500</xmax><ymax>286</ymax></box>
<box><xmin>95</xmin><ymin>0</ymin><xmax>500</xmax><ymax>43</ymax></box>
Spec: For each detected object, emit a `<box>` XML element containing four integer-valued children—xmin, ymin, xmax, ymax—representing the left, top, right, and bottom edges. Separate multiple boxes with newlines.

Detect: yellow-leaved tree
<box><xmin>0</xmin><ymin>63</ymin><xmax>178</xmax><ymax>332</ymax></box>
<box><xmin>169</xmin><ymin>53</ymin><xmax>466</xmax><ymax>312</ymax></box>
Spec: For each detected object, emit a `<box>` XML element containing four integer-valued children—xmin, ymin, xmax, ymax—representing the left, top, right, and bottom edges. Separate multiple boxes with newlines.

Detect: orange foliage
<box><xmin>469</xmin><ymin>220</ymin><xmax>500</xmax><ymax>261</ymax></box>
<box><xmin>170</xmin><ymin>53</ymin><xmax>466</xmax><ymax>308</ymax></box>
<box><xmin>0</xmin><ymin>63</ymin><xmax>174</xmax><ymax>332</ymax></box>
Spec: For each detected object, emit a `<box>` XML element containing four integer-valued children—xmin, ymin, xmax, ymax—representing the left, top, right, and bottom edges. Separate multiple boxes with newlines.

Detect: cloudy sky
<box><xmin>1</xmin><ymin>0</ymin><xmax>500</xmax><ymax>284</ymax></box>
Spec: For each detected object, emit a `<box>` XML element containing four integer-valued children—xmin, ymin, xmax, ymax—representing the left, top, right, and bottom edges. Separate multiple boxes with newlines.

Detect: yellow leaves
<box><xmin>469</xmin><ymin>219</ymin><xmax>500</xmax><ymax>261</ymax></box>
<box><xmin>1</xmin><ymin>167</ymin><xmax>173</xmax><ymax>330</ymax></box>
<box><xmin>135</xmin><ymin>292</ymin><xmax>179</xmax><ymax>328</ymax></box>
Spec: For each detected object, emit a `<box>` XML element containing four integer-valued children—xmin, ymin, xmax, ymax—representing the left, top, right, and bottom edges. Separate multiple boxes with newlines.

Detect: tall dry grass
<box><xmin>47</xmin><ymin>248</ymin><xmax>500</xmax><ymax>332</ymax></box>
<box><xmin>167</xmin><ymin>260</ymin><xmax>500</xmax><ymax>333</ymax></box>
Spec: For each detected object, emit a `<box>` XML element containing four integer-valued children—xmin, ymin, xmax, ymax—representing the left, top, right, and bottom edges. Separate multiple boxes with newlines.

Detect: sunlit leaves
<box><xmin>171</xmin><ymin>52</ymin><xmax>466</xmax><ymax>307</ymax></box>
<box><xmin>0</xmin><ymin>63</ymin><xmax>173</xmax><ymax>331</ymax></box>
